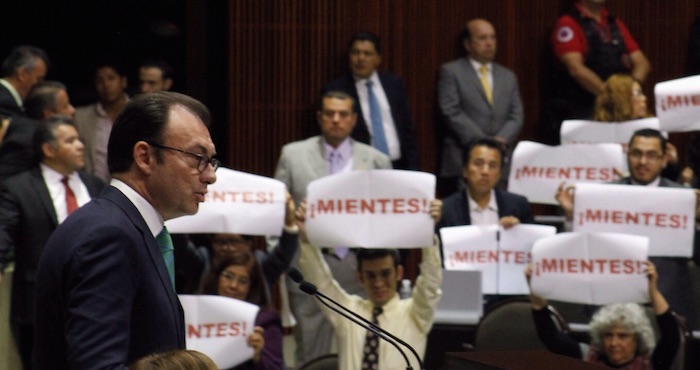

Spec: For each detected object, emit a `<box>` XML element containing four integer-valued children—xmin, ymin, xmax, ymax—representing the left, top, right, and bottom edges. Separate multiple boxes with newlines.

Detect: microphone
<box><xmin>288</xmin><ymin>268</ymin><xmax>425</xmax><ymax>370</ymax></box>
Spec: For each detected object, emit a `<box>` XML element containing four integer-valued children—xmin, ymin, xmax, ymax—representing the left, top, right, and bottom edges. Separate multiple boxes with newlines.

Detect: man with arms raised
<box><xmin>274</xmin><ymin>90</ymin><xmax>391</xmax><ymax>364</ymax></box>
<box><xmin>298</xmin><ymin>200</ymin><xmax>443</xmax><ymax>370</ymax></box>
<box><xmin>557</xmin><ymin>128</ymin><xmax>697</xmax><ymax>329</ymax></box>
<box><xmin>34</xmin><ymin>92</ymin><xmax>219</xmax><ymax>369</ymax></box>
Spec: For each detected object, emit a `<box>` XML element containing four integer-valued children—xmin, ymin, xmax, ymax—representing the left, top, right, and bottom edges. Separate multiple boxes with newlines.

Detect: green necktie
<box><xmin>156</xmin><ymin>226</ymin><xmax>175</xmax><ymax>289</ymax></box>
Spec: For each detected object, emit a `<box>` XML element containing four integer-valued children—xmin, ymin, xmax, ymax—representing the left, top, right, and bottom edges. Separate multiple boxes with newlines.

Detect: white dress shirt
<box><xmin>299</xmin><ymin>237</ymin><xmax>442</xmax><ymax>370</ymax></box>
<box><xmin>355</xmin><ymin>72</ymin><xmax>401</xmax><ymax>161</ymax></box>
<box><xmin>467</xmin><ymin>189</ymin><xmax>499</xmax><ymax>225</ymax></box>
<box><xmin>40</xmin><ymin>164</ymin><xmax>91</xmax><ymax>224</ymax></box>
<box><xmin>110</xmin><ymin>178</ymin><xmax>164</xmax><ymax>237</ymax></box>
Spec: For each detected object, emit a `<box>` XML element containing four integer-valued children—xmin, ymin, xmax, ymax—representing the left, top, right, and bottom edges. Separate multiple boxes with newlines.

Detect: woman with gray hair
<box><xmin>527</xmin><ymin>261</ymin><xmax>681</xmax><ymax>369</ymax></box>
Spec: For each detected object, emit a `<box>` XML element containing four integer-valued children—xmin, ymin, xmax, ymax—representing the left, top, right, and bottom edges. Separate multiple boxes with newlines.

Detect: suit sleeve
<box><xmin>260</xmin><ymin>229</ymin><xmax>299</xmax><ymax>287</ymax></box>
<box><xmin>63</xmin><ymin>225</ymin><xmax>140</xmax><ymax>369</ymax></box>
<box><xmin>0</xmin><ymin>182</ymin><xmax>18</xmax><ymax>272</ymax></box>
<box><xmin>410</xmin><ymin>237</ymin><xmax>443</xmax><ymax>334</ymax></box>
<box><xmin>273</xmin><ymin>146</ymin><xmax>292</xmax><ymax>187</ymax></box>
<box><xmin>255</xmin><ymin>309</ymin><xmax>284</xmax><ymax>370</ymax></box>
<box><xmin>392</xmin><ymin>78</ymin><xmax>421</xmax><ymax>170</ymax></box>
<box><xmin>437</xmin><ymin>64</ymin><xmax>488</xmax><ymax>146</ymax></box>
<box><xmin>495</xmin><ymin>73</ymin><xmax>524</xmax><ymax>144</ymax></box>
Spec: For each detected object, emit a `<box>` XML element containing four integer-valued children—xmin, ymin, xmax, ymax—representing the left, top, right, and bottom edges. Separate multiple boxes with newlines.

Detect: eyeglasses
<box><xmin>146</xmin><ymin>141</ymin><xmax>220</xmax><ymax>172</ymax></box>
<box><xmin>628</xmin><ymin>150</ymin><xmax>663</xmax><ymax>162</ymax></box>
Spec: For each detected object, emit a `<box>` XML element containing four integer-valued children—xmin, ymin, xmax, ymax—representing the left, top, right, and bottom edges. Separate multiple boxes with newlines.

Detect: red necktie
<box><xmin>62</xmin><ymin>177</ymin><xmax>79</xmax><ymax>215</ymax></box>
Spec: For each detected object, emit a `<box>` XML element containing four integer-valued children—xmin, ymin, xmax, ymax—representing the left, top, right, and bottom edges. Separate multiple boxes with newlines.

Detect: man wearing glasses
<box><xmin>33</xmin><ymin>92</ymin><xmax>218</xmax><ymax>369</ymax></box>
<box><xmin>556</xmin><ymin>128</ymin><xmax>698</xmax><ymax>330</ymax></box>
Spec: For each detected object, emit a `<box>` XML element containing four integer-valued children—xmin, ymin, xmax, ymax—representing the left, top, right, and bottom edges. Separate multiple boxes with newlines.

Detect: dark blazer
<box><xmin>0</xmin><ymin>116</ymin><xmax>41</xmax><ymax>181</ymax></box>
<box><xmin>0</xmin><ymin>167</ymin><xmax>104</xmax><ymax>325</ymax></box>
<box><xmin>33</xmin><ymin>186</ymin><xmax>186</xmax><ymax>369</ymax></box>
<box><xmin>322</xmin><ymin>71</ymin><xmax>420</xmax><ymax>170</ymax></box>
<box><xmin>615</xmin><ymin>176</ymin><xmax>696</xmax><ymax>329</ymax></box>
<box><xmin>0</xmin><ymin>83</ymin><xmax>22</xmax><ymax>117</ymax></box>
<box><xmin>437</xmin><ymin>188</ymin><xmax>534</xmax><ymax>230</ymax></box>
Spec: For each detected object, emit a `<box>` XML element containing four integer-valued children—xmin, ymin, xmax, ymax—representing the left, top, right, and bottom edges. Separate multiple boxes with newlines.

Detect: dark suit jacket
<box><xmin>322</xmin><ymin>71</ymin><xmax>420</xmax><ymax>170</ymax></box>
<box><xmin>34</xmin><ymin>186</ymin><xmax>186</xmax><ymax>369</ymax></box>
<box><xmin>615</xmin><ymin>176</ymin><xmax>696</xmax><ymax>329</ymax></box>
<box><xmin>0</xmin><ymin>83</ymin><xmax>22</xmax><ymax>117</ymax></box>
<box><xmin>0</xmin><ymin>167</ymin><xmax>104</xmax><ymax>325</ymax></box>
<box><xmin>0</xmin><ymin>116</ymin><xmax>41</xmax><ymax>181</ymax></box>
<box><xmin>437</xmin><ymin>188</ymin><xmax>534</xmax><ymax>230</ymax></box>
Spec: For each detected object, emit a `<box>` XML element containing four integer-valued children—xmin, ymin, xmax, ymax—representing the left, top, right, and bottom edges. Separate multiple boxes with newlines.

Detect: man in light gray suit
<box><xmin>437</xmin><ymin>18</ymin><xmax>523</xmax><ymax>196</ymax></box>
<box><xmin>274</xmin><ymin>90</ymin><xmax>391</xmax><ymax>365</ymax></box>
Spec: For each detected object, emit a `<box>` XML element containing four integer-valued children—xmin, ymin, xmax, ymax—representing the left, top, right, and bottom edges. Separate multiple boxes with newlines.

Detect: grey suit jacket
<box><xmin>272</xmin><ymin>135</ymin><xmax>391</xmax><ymax>363</ymax></box>
<box><xmin>437</xmin><ymin>58</ymin><xmax>523</xmax><ymax>177</ymax></box>
<box><xmin>274</xmin><ymin>135</ymin><xmax>392</xmax><ymax>203</ymax></box>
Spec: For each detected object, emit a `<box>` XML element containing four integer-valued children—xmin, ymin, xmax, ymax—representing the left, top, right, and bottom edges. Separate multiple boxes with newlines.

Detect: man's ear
<box><xmin>163</xmin><ymin>78</ymin><xmax>173</xmax><ymax>91</ymax></box>
<box><xmin>396</xmin><ymin>265</ymin><xmax>404</xmax><ymax>282</ymax></box>
<box><xmin>41</xmin><ymin>142</ymin><xmax>56</xmax><ymax>160</ymax></box>
<box><xmin>133</xmin><ymin>141</ymin><xmax>155</xmax><ymax>175</ymax></box>
<box><xmin>356</xmin><ymin>270</ymin><xmax>363</xmax><ymax>284</ymax></box>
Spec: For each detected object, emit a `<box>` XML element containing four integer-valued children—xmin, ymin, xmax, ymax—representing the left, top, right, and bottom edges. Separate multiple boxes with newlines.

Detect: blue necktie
<box><xmin>366</xmin><ymin>80</ymin><xmax>389</xmax><ymax>155</ymax></box>
<box><xmin>156</xmin><ymin>227</ymin><xmax>175</xmax><ymax>289</ymax></box>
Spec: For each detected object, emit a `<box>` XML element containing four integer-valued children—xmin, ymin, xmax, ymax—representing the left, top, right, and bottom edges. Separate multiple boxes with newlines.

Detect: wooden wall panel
<box><xmin>223</xmin><ymin>0</ymin><xmax>700</xmax><ymax>178</ymax></box>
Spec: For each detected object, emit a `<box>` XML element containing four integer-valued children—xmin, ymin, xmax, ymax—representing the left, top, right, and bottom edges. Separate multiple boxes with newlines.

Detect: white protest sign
<box><xmin>573</xmin><ymin>183</ymin><xmax>696</xmax><ymax>257</ymax></box>
<box><xmin>166</xmin><ymin>167</ymin><xmax>286</xmax><ymax>236</ymax></box>
<box><xmin>560</xmin><ymin>118</ymin><xmax>660</xmax><ymax>148</ymax></box>
<box><xmin>306</xmin><ymin>170</ymin><xmax>435</xmax><ymax>248</ymax></box>
<box><xmin>440</xmin><ymin>224</ymin><xmax>556</xmax><ymax>294</ymax></box>
<box><xmin>530</xmin><ymin>232</ymin><xmax>648</xmax><ymax>305</ymax></box>
<box><xmin>655</xmin><ymin>75</ymin><xmax>700</xmax><ymax>132</ymax></box>
<box><xmin>179</xmin><ymin>295</ymin><xmax>259</xmax><ymax>369</ymax></box>
<box><xmin>507</xmin><ymin>141</ymin><xmax>625</xmax><ymax>205</ymax></box>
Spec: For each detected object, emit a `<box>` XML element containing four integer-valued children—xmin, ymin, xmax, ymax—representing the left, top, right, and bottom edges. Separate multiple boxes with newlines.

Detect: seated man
<box><xmin>527</xmin><ymin>261</ymin><xmax>681</xmax><ymax>370</ymax></box>
<box><xmin>437</xmin><ymin>137</ymin><xmax>533</xmax><ymax>308</ymax></box>
<box><xmin>298</xmin><ymin>200</ymin><xmax>443</xmax><ymax>370</ymax></box>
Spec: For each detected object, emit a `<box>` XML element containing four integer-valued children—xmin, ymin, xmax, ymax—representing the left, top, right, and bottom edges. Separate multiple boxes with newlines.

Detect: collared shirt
<box><xmin>631</xmin><ymin>176</ymin><xmax>661</xmax><ymax>187</ymax></box>
<box><xmin>469</xmin><ymin>58</ymin><xmax>493</xmax><ymax>93</ymax></box>
<box><xmin>467</xmin><ymin>189</ymin><xmax>499</xmax><ymax>225</ymax></box>
<box><xmin>40</xmin><ymin>164</ymin><xmax>91</xmax><ymax>224</ymax></box>
<box><xmin>354</xmin><ymin>72</ymin><xmax>401</xmax><ymax>161</ymax></box>
<box><xmin>110</xmin><ymin>178</ymin><xmax>164</xmax><ymax>237</ymax></box>
<box><xmin>323</xmin><ymin>137</ymin><xmax>353</xmax><ymax>174</ymax></box>
<box><xmin>0</xmin><ymin>79</ymin><xmax>22</xmax><ymax>109</ymax></box>
<box><xmin>299</xmin><ymin>237</ymin><xmax>442</xmax><ymax>370</ymax></box>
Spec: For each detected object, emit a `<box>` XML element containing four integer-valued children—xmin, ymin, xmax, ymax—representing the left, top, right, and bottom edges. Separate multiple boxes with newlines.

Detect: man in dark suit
<box><xmin>438</xmin><ymin>137</ymin><xmax>533</xmax><ymax>230</ymax></box>
<box><xmin>322</xmin><ymin>32</ymin><xmax>419</xmax><ymax>170</ymax></box>
<box><xmin>0</xmin><ymin>117</ymin><xmax>104</xmax><ymax>370</ymax></box>
<box><xmin>437</xmin><ymin>138</ymin><xmax>533</xmax><ymax>308</ymax></box>
<box><xmin>437</xmin><ymin>19</ymin><xmax>523</xmax><ymax>196</ymax></box>
<box><xmin>0</xmin><ymin>81</ymin><xmax>76</xmax><ymax>180</ymax></box>
<box><xmin>0</xmin><ymin>45</ymin><xmax>50</xmax><ymax>118</ymax></box>
<box><xmin>557</xmin><ymin>128</ymin><xmax>698</xmax><ymax>329</ymax></box>
<box><xmin>33</xmin><ymin>92</ymin><xmax>219</xmax><ymax>369</ymax></box>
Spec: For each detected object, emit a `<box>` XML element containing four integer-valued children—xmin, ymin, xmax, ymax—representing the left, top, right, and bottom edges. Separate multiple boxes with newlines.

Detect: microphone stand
<box><xmin>298</xmin><ymin>281</ymin><xmax>414</xmax><ymax>370</ymax></box>
<box><xmin>289</xmin><ymin>268</ymin><xmax>426</xmax><ymax>370</ymax></box>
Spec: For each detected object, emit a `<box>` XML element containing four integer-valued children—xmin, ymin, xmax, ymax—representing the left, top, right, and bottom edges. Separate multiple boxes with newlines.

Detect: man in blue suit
<box><xmin>34</xmin><ymin>92</ymin><xmax>219</xmax><ymax>369</ymax></box>
<box><xmin>322</xmin><ymin>31</ymin><xmax>420</xmax><ymax>170</ymax></box>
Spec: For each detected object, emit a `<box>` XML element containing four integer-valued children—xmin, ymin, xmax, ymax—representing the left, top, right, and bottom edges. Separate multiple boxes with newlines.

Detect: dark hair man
<box><xmin>34</xmin><ymin>92</ymin><xmax>219</xmax><ymax>369</ymax></box>
<box><xmin>139</xmin><ymin>58</ymin><xmax>174</xmax><ymax>93</ymax></box>
<box><xmin>0</xmin><ymin>45</ymin><xmax>50</xmax><ymax>117</ymax></box>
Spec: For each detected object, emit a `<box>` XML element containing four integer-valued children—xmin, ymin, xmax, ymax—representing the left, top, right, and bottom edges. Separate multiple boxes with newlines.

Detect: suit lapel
<box><xmin>101</xmin><ymin>187</ymin><xmax>183</xmax><ymax>335</ymax></box>
<box><xmin>463</xmin><ymin>58</ymin><xmax>491</xmax><ymax>108</ymax></box>
<box><xmin>30</xmin><ymin>168</ymin><xmax>59</xmax><ymax>227</ymax></box>
<box><xmin>310</xmin><ymin>137</ymin><xmax>329</xmax><ymax>178</ymax></box>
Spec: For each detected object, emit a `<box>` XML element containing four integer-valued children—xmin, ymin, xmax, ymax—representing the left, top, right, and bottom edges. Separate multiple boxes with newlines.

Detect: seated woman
<box><xmin>200</xmin><ymin>253</ymin><xmax>283</xmax><ymax>370</ymax></box>
<box><xmin>528</xmin><ymin>261</ymin><xmax>681</xmax><ymax>370</ymax></box>
<box><xmin>594</xmin><ymin>73</ymin><xmax>684</xmax><ymax>182</ymax></box>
